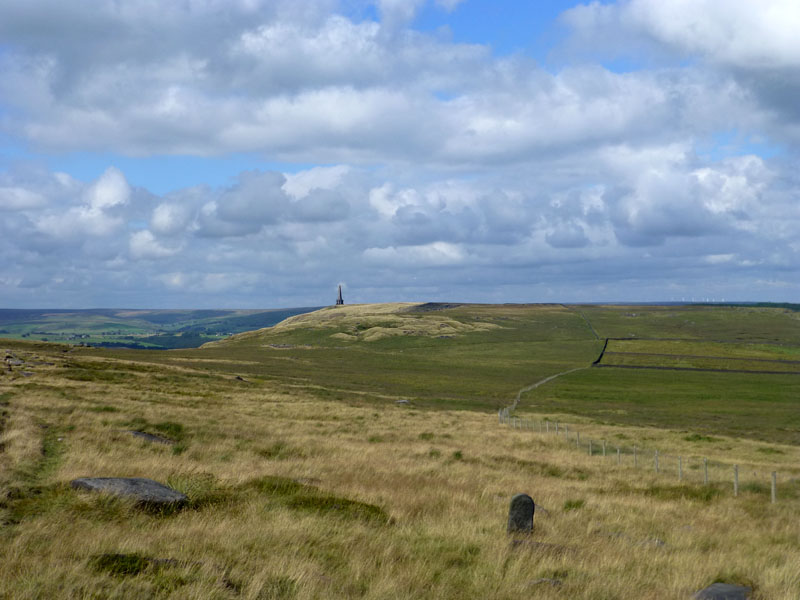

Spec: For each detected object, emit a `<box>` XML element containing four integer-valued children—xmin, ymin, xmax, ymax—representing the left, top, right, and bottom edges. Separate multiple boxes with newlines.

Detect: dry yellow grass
<box><xmin>1</xmin><ymin>342</ymin><xmax>799</xmax><ymax>599</ymax></box>
<box><xmin>209</xmin><ymin>303</ymin><xmax>502</xmax><ymax>345</ymax></box>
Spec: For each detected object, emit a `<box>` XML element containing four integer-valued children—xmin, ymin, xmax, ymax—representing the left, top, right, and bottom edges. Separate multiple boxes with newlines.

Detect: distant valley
<box><xmin>0</xmin><ymin>307</ymin><xmax>320</xmax><ymax>349</ymax></box>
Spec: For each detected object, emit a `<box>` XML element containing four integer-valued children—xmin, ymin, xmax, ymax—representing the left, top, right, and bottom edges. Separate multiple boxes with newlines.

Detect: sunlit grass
<box><xmin>2</xmin><ymin>338</ymin><xmax>800</xmax><ymax>598</ymax></box>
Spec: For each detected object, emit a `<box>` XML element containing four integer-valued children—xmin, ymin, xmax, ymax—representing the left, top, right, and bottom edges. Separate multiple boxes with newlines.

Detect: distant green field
<box><xmin>0</xmin><ymin>307</ymin><xmax>319</xmax><ymax>349</ymax></box>
<box><xmin>519</xmin><ymin>367</ymin><xmax>800</xmax><ymax>445</ymax></box>
<box><xmin>516</xmin><ymin>304</ymin><xmax>800</xmax><ymax>444</ymax></box>
<box><xmin>598</xmin><ymin>339</ymin><xmax>800</xmax><ymax>374</ymax></box>
<box><xmin>578</xmin><ymin>304</ymin><xmax>800</xmax><ymax>343</ymax></box>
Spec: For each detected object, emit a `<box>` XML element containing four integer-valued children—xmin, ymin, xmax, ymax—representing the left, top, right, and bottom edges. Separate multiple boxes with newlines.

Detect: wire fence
<box><xmin>498</xmin><ymin>408</ymin><xmax>792</xmax><ymax>504</ymax></box>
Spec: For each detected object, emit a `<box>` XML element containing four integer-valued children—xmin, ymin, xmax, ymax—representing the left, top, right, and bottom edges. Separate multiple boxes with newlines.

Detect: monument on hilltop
<box><xmin>336</xmin><ymin>285</ymin><xmax>344</xmax><ymax>306</ymax></box>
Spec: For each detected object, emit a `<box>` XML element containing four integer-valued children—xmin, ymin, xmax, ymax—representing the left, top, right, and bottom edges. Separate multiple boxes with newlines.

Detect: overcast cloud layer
<box><xmin>1</xmin><ymin>0</ymin><xmax>799</xmax><ymax>307</ymax></box>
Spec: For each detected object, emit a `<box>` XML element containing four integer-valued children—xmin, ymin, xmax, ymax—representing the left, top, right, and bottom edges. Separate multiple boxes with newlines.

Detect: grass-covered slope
<box><xmin>164</xmin><ymin>303</ymin><xmax>603</xmax><ymax>410</ymax></box>
<box><xmin>1</xmin><ymin>339</ymin><xmax>799</xmax><ymax>599</ymax></box>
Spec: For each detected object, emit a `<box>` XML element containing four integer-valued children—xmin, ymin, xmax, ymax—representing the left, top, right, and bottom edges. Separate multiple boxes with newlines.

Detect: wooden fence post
<box><xmin>616</xmin><ymin>447</ymin><xmax>620</xmax><ymax>465</ymax></box>
<box><xmin>589</xmin><ymin>440</ymin><xmax>593</xmax><ymax>456</ymax></box>
<box><xmin>555</xmin><ymin>421</ymin><xmax>559</xmax><ymax>435</ymax></box>
<box><xmin>734</xmin><ymin>465</ymin><xmax>739</xmax><ymax>497</ymax></box>
<box><xmin>703</xmin><ymin>458</ymin><xmax>708</xmax><ymax>485</ymax></box>
<box><xmin>576</xmin><ymin>432</ymin><xmax>580</xmax><ymax>449</ymax></box>
<box><xmin>678</xmin><ymin>456</ymin><xmax>683</xmax><ymax>481</ymax></box>
<box><xmin>655</xmin><ymin>450</ymin><xmax>659</xmax><ymax>473</ymax></box>
<box><xmin>602</xmin><ymin>440</ymin><xmax>606</xmax><ymax>456</ymax></box>
<box><xmin>633</xmin><ymin>445</ymin><xmax>637</xmax><ymax>468</ymax></box>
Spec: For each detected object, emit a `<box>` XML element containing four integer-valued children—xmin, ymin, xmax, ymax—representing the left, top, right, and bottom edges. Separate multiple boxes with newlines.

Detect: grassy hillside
<box><xmin>103</xmin><ymin>303</ymin><xmax>604</xmax><ymax>411</ymax></box>
<box><xmin>2</xmin><ymin>303</ymin><xmax>800</xmax><ymax>598</ymax></box>
<box><xmin>1</xmin><ymin>338</ymin><xmax>799</xmax><ymax>599</ymax></box>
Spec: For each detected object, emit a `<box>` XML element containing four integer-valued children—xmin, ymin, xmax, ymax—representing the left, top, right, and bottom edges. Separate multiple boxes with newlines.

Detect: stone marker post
<box><xmin>771</xmin><ymin>472</ymin><xmax>777</xmax><ymax>504</ymax></box>
<box><xmin>507</xmin><ymin>493</ymin><xmax>535</xmax><ymax>534</ymax></box>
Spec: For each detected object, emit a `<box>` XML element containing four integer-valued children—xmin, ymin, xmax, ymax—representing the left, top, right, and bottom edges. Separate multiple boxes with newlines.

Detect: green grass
<box><xmin>99</xmin><ymin>305</ymin><xmax>603</xmax><ymax>411</ymax></box>
<box><xmin>578</xmin><ymin>304</ymin><xmax>800</xmax><ymax>343</ymax></box>
<box><xmin>520</xmin><ymin>367</ymin><xmax>800</xmax><ymax>444</ymax></box>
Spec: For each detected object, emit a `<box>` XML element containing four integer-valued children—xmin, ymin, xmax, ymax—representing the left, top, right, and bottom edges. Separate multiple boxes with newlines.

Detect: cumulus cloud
<box><xmin>129</xmin><ymin>230</ymin><xmax>181</xmax><ymax>260</ymax></box>
<box><xmin>563</xmin><ymin>0</ymin><xmax>800</xmax><ymax>70</ymax></box>
<box><xmin>0</xmin><ymin>1</ymin><xmax>799</xmax><ymax>306</ymax></box>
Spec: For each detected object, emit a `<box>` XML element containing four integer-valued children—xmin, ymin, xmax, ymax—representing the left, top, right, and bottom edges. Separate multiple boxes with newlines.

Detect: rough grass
<box><xmin>2</xmin><ymin>338</ymin><xmax>800</xmax><ymax>598</ymax></box>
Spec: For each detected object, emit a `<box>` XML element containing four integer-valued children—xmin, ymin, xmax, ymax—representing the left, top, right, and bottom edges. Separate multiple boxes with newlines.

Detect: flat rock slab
<box><xmin>128</xmin><ymin>430</ymin><xmax>175</xmax><ymax>445</ymax></box>
<box><xmin>693</xmin><ymin>583</ymin><xmax>752</xmax><ymax>599</ymax></box>
<box><xmin>71</xmin><ymin>477</ymin><xmax>187</xmax><ymax>507</ymax></box>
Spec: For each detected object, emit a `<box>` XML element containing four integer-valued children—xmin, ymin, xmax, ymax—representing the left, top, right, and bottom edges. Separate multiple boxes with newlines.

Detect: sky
<box><xmin>1</xmin><ymin>0</ymin><xmax>799</xmax><ymax>308</ymax></box>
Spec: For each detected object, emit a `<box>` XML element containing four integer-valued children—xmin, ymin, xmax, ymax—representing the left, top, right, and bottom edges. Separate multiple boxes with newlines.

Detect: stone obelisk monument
<box><xmin>336</xmin><ymin>285</ymin><xmax>344</xmax><ymax>306</ymax></box>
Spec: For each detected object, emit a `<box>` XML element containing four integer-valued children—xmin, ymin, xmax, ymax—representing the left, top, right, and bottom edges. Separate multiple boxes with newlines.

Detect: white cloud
<box><xmin>564</xmin><ymin>0</ymin><xmax>800</xmax><ymax>70</ymax></box>
<box><xmin>129</xmin><ymin>230</ymin><xmax>181</xmax><ymax>260</ymax></box>
<box><xmin>151</xmin><ymin>202</ymin><xmax>194</xmax><ymax>235</ymax></box>
<box><xmin>85</xmin><ymin>167</ymin><xmax>130</xmax><ymax>209</ymax></box>
<box><xmin>0</xmin><ymin>2</ymin><xmax>800</xmax><ymax>306</ymax></box>
<box><xmin>364</xmin><ymin>241</ymin><xmax>466</xmax><ymax>267</ymax></box>
<box><xmin>283</xmin><ymin>165</ymin><xmax>350</xmax><ymax>199</ymax></box>
<box><xmin>0</xmin><ymin>187</ymin><xmax>47</xmax><ymax>210</ymax></box>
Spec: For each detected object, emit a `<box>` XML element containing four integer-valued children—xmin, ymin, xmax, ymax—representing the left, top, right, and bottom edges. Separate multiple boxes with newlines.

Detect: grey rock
<box><xmin>128</xmin><ymin>430</ymin><xmax>175</xmax><ymax>445</ymax></box>
<box><xmin>71</xmin><ymin>477</ymin><xmax>187</xmax><ymax>507</ymax></box>
<box><xmin>507</xmin><ymin>493</ymin><xmax>534</xmax><ymax>534</ymax></box>
<box><xmin>693</xmin><ymin>583</ymin><xmax>752</xmax><ymax>599</ymax></box>
<box><xmin>7</xmin><ymin>360</ymin><xmax>24</xmax><ymax>366</ymax></box>
<box><xmin>395</xmin><ymin>399</ymin><xmax>410</xmax><ymax>404</ymax></box>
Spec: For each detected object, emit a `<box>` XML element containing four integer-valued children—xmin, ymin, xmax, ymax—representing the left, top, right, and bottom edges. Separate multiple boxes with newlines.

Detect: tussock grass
<box><xmin>1</xmin><ymin>341</ymin><xmax>799</xmax><ymax>598</ymax></box>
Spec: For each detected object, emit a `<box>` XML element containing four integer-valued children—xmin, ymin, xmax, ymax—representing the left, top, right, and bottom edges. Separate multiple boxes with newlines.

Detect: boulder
<box><xmin>128</xmin><ymin>430</ymin><xmax>175</xmax><ymax>445</ymax></box>
<box><xmin>693</xmin><ymin>583</ymin><xmax>752</xmax><ymax>600</ymax></box>
<box><xmin>71</xmin><ymin>477</ymin><xmax>187</xmax><ymax>507</ymax></box>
